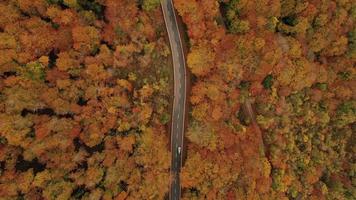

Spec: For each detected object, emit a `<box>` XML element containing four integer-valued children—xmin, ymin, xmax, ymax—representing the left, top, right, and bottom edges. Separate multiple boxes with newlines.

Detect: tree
<box><xmin>187</xmin><ymin>44</ymin><xmax>215</xmax><ymax>76</ymax></box>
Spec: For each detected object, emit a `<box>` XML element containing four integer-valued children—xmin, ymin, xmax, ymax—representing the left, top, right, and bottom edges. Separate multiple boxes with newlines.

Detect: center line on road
<box><xmin>163</xmin><ymin>1</ymin><xmax>186</xmax><ymax>199</ymax></box>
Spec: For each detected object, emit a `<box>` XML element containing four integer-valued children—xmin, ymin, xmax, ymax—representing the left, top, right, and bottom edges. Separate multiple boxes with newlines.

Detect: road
<box><xmin>161</xmin><ymin>0</ymin><xmax>187</xmax><ymax>200</ymax></box>
<box><xmin>160</xmin><ymin>1</ymin><xmax>266</xmax><ymax>200</ymax></box>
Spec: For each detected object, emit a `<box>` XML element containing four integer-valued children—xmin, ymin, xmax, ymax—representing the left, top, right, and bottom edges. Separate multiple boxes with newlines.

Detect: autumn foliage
<box><xmin>0</xmin><ymin>0</ymin><xmax>355</xmax><ymax>199</ymax></box>
<box><xmin>175</xmin><ymin>0</ymin><xmax>355</xmax><ymax>199</ymax></box>
<box><xmin>0</xmin><ymin>0</ymin><xmax>172</xmax><ymax>199</ymax></box>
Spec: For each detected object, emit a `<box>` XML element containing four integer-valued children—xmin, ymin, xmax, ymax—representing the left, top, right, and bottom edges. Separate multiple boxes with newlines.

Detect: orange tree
<box><xmin>175</xmin><ymin>0</ymin><xmax>355</xmax><ymax>199</ymax></box>
<box><xmin>0</xmin><ymin>0</ymin><xmax>172</xmax><ymax>199</ymax></box>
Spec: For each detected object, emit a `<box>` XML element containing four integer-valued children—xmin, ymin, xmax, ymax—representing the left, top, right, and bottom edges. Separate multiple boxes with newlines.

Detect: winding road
<box><xmin>161</xmin><ymin>0</ymin><xmax>187</xmax><ymax>199</ymax></box>
<box><xmin>160</xmin><ymin>1</ymin><xmax>264</xmax><ymax>200</ymax></box>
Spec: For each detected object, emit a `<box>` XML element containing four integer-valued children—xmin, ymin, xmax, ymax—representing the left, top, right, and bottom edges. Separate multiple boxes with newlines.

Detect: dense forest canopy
<box><xmin>174</xmin><ymin>0</ymin><xmax>355</xmax><ymax>199</ymax></box>
<box><xmin>0</xmin><ymin>0</ymin><xmax>355</xmax><ymax>199</ymax></box>
<box><xmin>0</xmin><ymin>0</ymin><xmax>172</xmax><ymax>199</ymax></box>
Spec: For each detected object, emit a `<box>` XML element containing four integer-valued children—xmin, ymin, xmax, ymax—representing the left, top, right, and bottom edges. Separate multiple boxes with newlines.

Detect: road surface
<box><xmin>161</xmin><ymin>0</ymin><xmax>187</xmax><ymax>200</ymax></box>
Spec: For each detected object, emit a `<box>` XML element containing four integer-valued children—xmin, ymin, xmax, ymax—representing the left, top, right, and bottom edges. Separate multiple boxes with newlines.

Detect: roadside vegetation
<box><xmin>174</xmin><ymin>0</ymin><xmax>355</xmax><ymax>199</ymax></box>
<box><xmin>0</xmin><ymin>0</ymin><xmax>172</xmax><ymax>199</ymax></box>
<box><xmin>1</xmin><ymin>0</ymin><xmax>354</xmax><ymax>199</ymax></box>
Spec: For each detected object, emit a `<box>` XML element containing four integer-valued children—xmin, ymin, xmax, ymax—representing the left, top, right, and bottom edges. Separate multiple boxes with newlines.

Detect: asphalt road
<box><xmin>161</xmin><ymin>0</ymin><xmax>187</xmax><ymax>200</ymax></box>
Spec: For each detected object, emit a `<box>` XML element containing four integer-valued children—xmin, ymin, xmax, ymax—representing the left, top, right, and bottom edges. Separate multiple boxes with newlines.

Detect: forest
<box><xmin>0</xmin><ymin>0</ymin><xmax>355</xmax><ymax>200</ymax></box>
<box><xmin>0</xmin><ymin>0</ymin><xmax>171</xmax><ymax>199</ymax></box>
<box><xmin>175</xmin><ymin>0</ymin><xmax>355</xmax><ymax>199</ymax></box>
